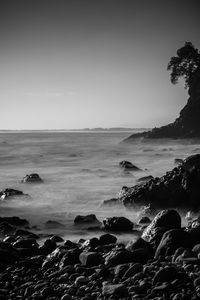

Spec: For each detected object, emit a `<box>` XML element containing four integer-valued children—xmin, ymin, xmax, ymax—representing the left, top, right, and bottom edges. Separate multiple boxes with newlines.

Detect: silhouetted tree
<box><xmin>167</xmin><ymin>42</ymin><xmax>200</xmax><ymax>88</ymax></box>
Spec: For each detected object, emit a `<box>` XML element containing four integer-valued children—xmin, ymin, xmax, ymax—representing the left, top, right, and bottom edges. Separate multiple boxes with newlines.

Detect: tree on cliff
<box><xmin>167</xmin><ymin>42</ymin><xmax>200</xmax><ymax>88</ymax></box>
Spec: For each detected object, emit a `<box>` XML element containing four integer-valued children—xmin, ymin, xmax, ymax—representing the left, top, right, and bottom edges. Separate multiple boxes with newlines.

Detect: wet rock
<box><xmin>142</xmin><ymin>209</ymin><xmax>181</xmax><ymax>242</ymax></box>
<box><xmin>22</xmin><ymin>173</ymin><xmax>43</xmax><ymax>183</ymax></box>
<box><xmin>103</xmin><ymin>216</ymin><xmax>133</xmax><ymax>231</ymax></box>
<box><xmin>81</xmin><ymin>237</ymin><xmax>99</xmax><ymax>248</ymax></box>
<box><xmin>99</xmin><ymin>233</ymin><xmax>117</xmax><ymax>245</ymax></box>
<box><xmin>155</xmin><ymin>229</ymin><xmax>192</xmax><ymax>257</ymax></box>
<box><xmin>119</xmin><ymin>160</ymin><xmax>141</xmax><ymax>170</ymax></box>
<box><xmin>102</xmin><ymin>282</ymin><xmax>128</xmax><ymax>297</ymax></box>
<box><xmin>0</xmin><ymin>188</ymin><xmax>25</xmax><ymax>200</ymax></box>
<box><xmin>79</xmin><ymin>252</ymin><xmax>103</xmax><ymax>267</ymax></box>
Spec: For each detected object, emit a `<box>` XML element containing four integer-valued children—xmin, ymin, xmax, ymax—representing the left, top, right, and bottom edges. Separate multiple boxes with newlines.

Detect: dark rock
<box><xmin>115</xmin><ymin>154</ymin><xmax>200</xmax><ymax>209</ymax></box>
<box><xmin>105</xmin><ymin>249</ymin><xmax>147</xmax><ymax>266</ymax></box>
<box><xmin>155</xmin><ymin>229</ymin><xmax>192</xmax><ymax>257</ymax></box>
<box><xmin>39</xmin><ymin>239</ymin><xmax>57</xmax><ymax>255</ymax></box>
<box><xmin>22</xmin><ymin>173</ymin><xmax>43</xmax><ymax>183</ymax></box>
<box><xmin>126</xmin><ymin>238</ymin><xmax>154</xmax><ymax>254</ymax></box>
<box><xmin>0</xmin><ymin>188</ymin><xmax>25</xmax><ymax>200</ymax></box>
<box><xmin>50</xmin><ymin>235</ymin><xmax>64</xmax><ymax>243</ymax></box>
<box><xmin>13</xmin><ymin>238</ymin><xmax>38</xmax><ymax>249</ymax></box>
<box><xmin>99</xmin><ymin>233</ymin><xmax>117</xmax><ymax>245</ymax></box>
<box><xmin>119</xmin><ymin>160</ymin><xmax>141</xmax><ymax>170</ymax></box>
<box><xmin>174</xmin><ymin>158</ymin><xmax>184</xmax><ymax>165</ymax></box>
<box><xmin>59</xmin><ymin>248</ymin><xmax>81</xmax><ymax>267</ymax></box>
<box><xmin>0</xmin><ymin>216</ymin><xmax>29</xmax><ymax>227</ymax></box>
<box><xmin>0</xmin><ymin>222</ymin><xmax>16</xmax><ymax>236</ymax></box>
<box><xmin>81</xmin><ymin>237</ymin><xmax>99</xmax><ymax>248</ymax></box>
<box><xmin>102</xmin><ymin>198</ymin><xmax>120</xmax><ymax>206</ymax></box>
<box><xmin>142</xmin><ymin>210</ymin><xmax>181</xmax><ymax>242</ymax></box>
<box><xmin>153</xmin><ymin>266</ymin><xmax>179</xmax><ymax>284</ymax></box>
<box><xmin>137</xmin><ymin>175</ymin><xmax>154</xmax><ymax>182</ymax></box>
<box><xmin>103</xmin><ymin>216</ymin><xmax>133</xmax><ymax>231</ymax></box>
<box><xmin>45</xmin><ymin>220</ymin><xmax>65</xmax><ymax>229</ymax></box>
<box><xmin>74</xmin><ymin>214</ymin><xmax>99</xmax><ymax>224</ymax></box>
<box><xmin>79</xmin><ymin>252</ymin><xmax>103</xmax><ymax>267</ymax></box>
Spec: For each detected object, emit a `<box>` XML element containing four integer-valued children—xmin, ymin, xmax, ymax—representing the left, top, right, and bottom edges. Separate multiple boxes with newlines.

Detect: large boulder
<box><xmin>0</xmin><ymin>216</ymin><xmax>29</xmax><ymax>227</ymax></box>
<box><xmin>155</xmin><ymin>229</ymin><xmax>192</xmax><ymax>257</ymax></box>
<box><xmin>22</xmin><ymin>173</ymin><xmax>43</xmax><ymax>183</ymax></box>
<box><xmin>142</xmin><ymin>210</ymin><xmax>181</xmax><ymax>242</ymax></box>
<box><xmin>102</xmin><ymin>217</ymin><xmax>133</xmax><ymax>231</ymax></box>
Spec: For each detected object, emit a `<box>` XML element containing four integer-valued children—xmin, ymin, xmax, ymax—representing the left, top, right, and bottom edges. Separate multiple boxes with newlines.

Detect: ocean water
<box><xmin>0</xmin><ymin>131</ymin><xmax>200</xmax><ymax>242</ymax></box>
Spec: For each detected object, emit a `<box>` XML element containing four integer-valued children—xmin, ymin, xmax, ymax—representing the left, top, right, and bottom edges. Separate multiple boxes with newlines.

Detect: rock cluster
<box><xmin>111</xmin><ymin>154</ymin><xmax>200</xmax><ymax>210</ymax></box>
<box><xmin>1</xmin><ymin>209</ymin><xmax>200</xmax><ymax>299</ymax></box>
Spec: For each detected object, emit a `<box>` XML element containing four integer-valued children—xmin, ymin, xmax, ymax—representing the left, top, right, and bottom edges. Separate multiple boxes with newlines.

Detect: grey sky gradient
<box><xmin>0</xmin><ymin>0</ymin><xmax>199</xmax><ymax>129</ymax></box>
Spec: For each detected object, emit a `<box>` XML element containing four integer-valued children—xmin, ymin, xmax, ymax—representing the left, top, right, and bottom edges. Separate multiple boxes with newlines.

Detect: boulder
<box><xmin>74</xmin><ymin>214</ymin><xmax>99</xmax><ymax>224</ymax></box>
<box><xmin>126</xmin><ymin>238</ymin><xmax>153</xmax><ymax>253</ymax></box>
<box><xmin>79</xmin><ymin>252</ymin><xmax>103</xmax><ymax>267</ymax></box>
<box><xmin>103</xmin><ymin>217</ymin><xmax>133</xmax><ymax>231</ymax></box>
<box><xmin>99</xmin><ymin>233</ymin><xmax>117</xmax><ymax>245</ymax></box>
<box><xmin>142</xmin><ymin>210</ymin><xmax>181</xmax><ymax>242</ymax></box>
<box><xmin>105</xmin><ymin>249</ymin><xmax>148</xmax><ymax>266</ymax></box>
<box><xmin>102</xmin><ymin>198</ymin><xmax>120</xmax><ymax>206</ymax></box>
<box><xmin>155</xmin><ymin>229</ymin><xmax>192</xmax><ymax>257</ymax></box>
<box><xmin>119</xmin><ymin>160</ymin><xmax>141</xmax><ymax>170</ymax></box>
<box><xmin>22</xmin><ymin>173</ymin><xmax>43</xmax><ymax>183</ymax></box>
<box><xmin>0</xmin><ymin>188</ymin><xmax>24</xmax><ymax>200</ymax></box>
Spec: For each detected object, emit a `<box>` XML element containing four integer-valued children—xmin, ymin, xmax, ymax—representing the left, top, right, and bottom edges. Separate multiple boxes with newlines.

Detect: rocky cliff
<box><xmin>126</xmin><ymin>70</ymin><xmax>200</xmax><ymax>140</ymax></box>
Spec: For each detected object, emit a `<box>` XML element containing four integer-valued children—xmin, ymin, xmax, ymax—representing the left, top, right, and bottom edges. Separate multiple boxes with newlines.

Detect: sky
<box><xmin>0</xmin><ymin>0</ymin><xmax>200</xmax><ymax>129</ymax></box>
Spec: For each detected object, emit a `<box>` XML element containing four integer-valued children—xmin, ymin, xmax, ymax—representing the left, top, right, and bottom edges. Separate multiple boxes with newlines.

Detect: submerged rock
<box><xmin>0</xmin><ymin>216</ymin><xmax>29</xmax><ymax>227</ymax></box>
<box><xmin>119</xmin><ymin>161</ymin><xmax>141</xmax><ymax>171</ymax></box>
<box><xmin>137</xmin><ymin>175</ymin><xmax>154</xmax><ymax>182</ymax></box>
<box><xmin>22</xmin><ymin>173</ymin><xmax>43</xmax><ymax>183</ymax></box>
<box><xmin>45</xmin><ymin>220</ymin><xmax>65</xmax><ymax>229</ymax></box>
<box><xmin>0</xmin><ymin>188</ymin><xmax>25</xmax><ymax>200</ymax></box>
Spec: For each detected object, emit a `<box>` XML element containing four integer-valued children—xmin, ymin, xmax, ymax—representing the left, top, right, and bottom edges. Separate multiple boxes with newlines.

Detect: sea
<box><xmin>0</xmin><ymin>130</ymin><xmax>200</xmax><ymax>242</ymax></box>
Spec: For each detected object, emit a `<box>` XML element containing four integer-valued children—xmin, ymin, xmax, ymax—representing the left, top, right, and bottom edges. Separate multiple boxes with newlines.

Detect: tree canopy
<box><xmin>167</xmin><ymin>42</ymin><xmax>200</xmax><ymax>88</ymax></box>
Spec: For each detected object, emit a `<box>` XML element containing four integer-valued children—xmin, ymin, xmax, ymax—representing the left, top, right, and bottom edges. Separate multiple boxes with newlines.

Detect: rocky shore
<box><xmin>0</xmin><ymin>208</ymin><xmax>200</xmax><ymax>299</ymax></box>
<box><xmin>104</xmin><ymin>154</ymin><xmax>200</xmax><ymax>210</ymax></box>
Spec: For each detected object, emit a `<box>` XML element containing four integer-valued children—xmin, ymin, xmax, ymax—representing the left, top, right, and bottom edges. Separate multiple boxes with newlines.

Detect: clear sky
<box><xmin>0</xmin><ymin>0</ymin><xmax>200</xmax><ymax>129</ymax></box>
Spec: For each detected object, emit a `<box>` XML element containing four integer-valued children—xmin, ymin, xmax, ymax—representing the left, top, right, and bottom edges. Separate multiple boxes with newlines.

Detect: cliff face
<box><xmin>126</xmin><ymin>71</ymin><xmax>200</xmax><ymax>140</ymax></box>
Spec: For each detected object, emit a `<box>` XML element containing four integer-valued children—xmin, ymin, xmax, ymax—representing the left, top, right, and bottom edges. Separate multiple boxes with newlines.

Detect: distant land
<box><xmin>0</xmin><ymin>127</ymin><xmax>151</xmax><ymax>133</ymax></box>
